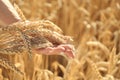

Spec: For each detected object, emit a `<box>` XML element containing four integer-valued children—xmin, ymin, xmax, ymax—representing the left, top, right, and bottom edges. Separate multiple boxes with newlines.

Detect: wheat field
<box><xmin>0</xmin><ymin>0</ymin><xmax>120</xmax><ymax>80</ymax></box>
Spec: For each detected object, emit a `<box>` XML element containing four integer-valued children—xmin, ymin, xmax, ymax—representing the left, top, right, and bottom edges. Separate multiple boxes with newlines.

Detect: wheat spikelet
<box><xmin>86</xmin><ymin>41</ymin><xmax>110</xmax><ymax>59</ymax></box>
<box><xmin>0</xmin><ymin>69</ymin><xmax>3</xmax><ymax>80</ymax></box>
<box><xmin>0</xmin><ymin>33</ymin><xmax>54</xmax><ymax>56</ymax></box>
<box><xmin>96</xmin><ymin>61</ymin><xmax>108</xmax><ymax>75</ymax></box>
<box><xmin>14</xmin><ymin>3</ymin><xmax>26</xmax><ymax>21</ymax></box>
<box><xmin>1</xmin><ymin>20</ymin><xmax>62</xmax><ymax>34</ymax></box>
<box><xmin>103</xmin><ymin>75</ymin><xmax>115</xmax><ymax>80</ymax></box>
<box><xmin>108</xmin><ymin>46</ymin><xmax>117</xmax><ymax>75</ymax></box>
<box><xmin>34</xmin><ymin>69</ymin><xmax>54</xmax><ymax>80</ymax></box>
<box><xmin>30</xmin><ymin>36</ymin><xmax>53</xmax><ymax>49</ymax></box>
<box><xmin>0</xmin><ymin>57</ymin><xmax>23</xmax><ymax>75</ymax></box>
<box><xmin>86</xmin><ymin>58</ymin><xmax>103</xmax><ymax>80</ymax></box>
<box><xmin>64</xmin><ymin>59</ymin><xmax>84</xmax><ymax>80</ymax></box>
<box><xmin>0</xmin><ymin>32</ymin><xmax>24</xmax><ymax>55</ymax></box>
<box><xmin>24</xmin><ymin>29</ymin><xmax>72</xmax><ymax>45</ymax></box>
<box><xmin>16</xmin><ymin>28</ymin><xmax>32</xmax><ymax>58</ymax></box>
<box><xmin>1</xmin><ymin>20</ymin><xmax>72</xmax><ymax>49</ymax></box>
<box><xmin>96</xmin><ymin>61</ymin><xmax>109</xmax><ymax>69</ymax></box>
<box><xmin>51</xmin><ymin>61</ymin><xmax>66</xmax><ymax>76</ymax></box>
<box><xmin>35</xmin><ymin>29</ymin><xmax>67</xmax><ymax>44</ymax></box>
<box><xmin>38</xmin><ymin>20</ymin><xmax>63</xmax><ymax>34</ymax></box>
<box><xmin>1</xmin><ymin>22</ymin><xmax>33</xmax><ymax>58</ymax></box>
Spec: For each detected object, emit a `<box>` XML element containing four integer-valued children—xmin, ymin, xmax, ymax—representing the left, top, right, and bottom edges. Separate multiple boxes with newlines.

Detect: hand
<box><xmin>35</xmin><ymin>44</ymin><xmax>75</xmax><ymax>58</ymax></box>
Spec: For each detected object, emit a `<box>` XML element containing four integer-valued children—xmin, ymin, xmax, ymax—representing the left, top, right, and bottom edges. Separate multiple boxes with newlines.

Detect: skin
<box><xmin>0</xmin><ymin>0</ymin><xmax>75</xmax><ymax>58</ymax></box>
<box><xmin>0</xmin><ymin>0</ymin><xmax>21</xmax><ymax>25</ymax></box>
<box><xmin>35</xmin><ymin>44</ymin><xmax>75</xmax><ymax>58</ymax></box>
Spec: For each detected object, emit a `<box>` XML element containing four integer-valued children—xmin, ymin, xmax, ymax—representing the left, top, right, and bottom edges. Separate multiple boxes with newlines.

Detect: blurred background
<box><xmin>0</xmin><ymin>0</ymin><xmax>120</xmax><ymax>80</ymax></box>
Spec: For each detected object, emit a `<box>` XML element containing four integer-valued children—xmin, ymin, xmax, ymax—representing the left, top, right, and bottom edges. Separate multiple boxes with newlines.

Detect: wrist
<box><xmin>0</xmin><ymin>0</ymin><xmax>21</xmax><ymax>26</ymax></box>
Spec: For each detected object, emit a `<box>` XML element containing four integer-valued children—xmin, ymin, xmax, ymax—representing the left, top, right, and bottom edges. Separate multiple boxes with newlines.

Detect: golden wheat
<box><xmin>0</xmin><ymin>0</ymin><xmax>119</xmax><ymax>80</ymax></box>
